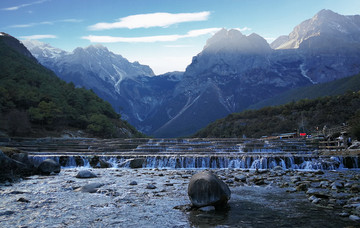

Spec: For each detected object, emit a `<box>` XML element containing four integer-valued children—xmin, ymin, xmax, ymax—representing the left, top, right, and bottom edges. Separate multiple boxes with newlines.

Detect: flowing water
<box><xmin>0</xmin><ymin>168</ymin><xmax>359</xmax><ymax>228</ymax></box>
<box><xmin>1</xmin><ymin>137</ymin><xmax>359</xmax><ymax>227</ymax></box>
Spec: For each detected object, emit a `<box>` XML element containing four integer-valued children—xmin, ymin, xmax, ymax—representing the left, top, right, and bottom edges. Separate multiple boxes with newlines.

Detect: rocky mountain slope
<box><xmin>22</xmin><ymin>10</ymin><xmax>360</xmax><ymax>137</ymax></box>
<box><xmin>22</xmin><ymin>40</ymin><xmax>155</xmax><ymax>113</ymax></box>
<box><xmin>0</xmin><ymin>33</ymin><xmax>142</xmax><ymax>138</ymax></box>
<box><xmin>249</xmin><ymin>72</ymin><xmax>360</xmax><ymax>110</ymax></box>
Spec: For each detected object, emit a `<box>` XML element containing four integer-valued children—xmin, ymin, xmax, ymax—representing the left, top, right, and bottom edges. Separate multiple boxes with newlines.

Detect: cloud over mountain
<box><xmin>82</xmin><ymin>28</ymin><xmax>222</xmax><ymax>43</ymax></box>
<box><xmin>88</xmin><ymin>11</ymin><xmax>211</xmax><ymax>30</ymax></box>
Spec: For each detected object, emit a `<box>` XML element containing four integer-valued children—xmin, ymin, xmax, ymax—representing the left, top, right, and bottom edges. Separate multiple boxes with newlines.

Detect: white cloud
<box><xmin>9</xmin><ymin>19</ymin><xmax>83</xmax><ymax>28</ymax></box>
<box><xmin>2</xmin><ymin>0</ymin><xmax>48</xmax><ymax>11</ymax></box>
<box><xmin>88</xmin><ymin>11</ymin><xmax>211</xmax><ymax>30</ymax></box>
<box><xmin>164</xmin><ymin>44</ymin><xmax>193</xmax><ymax>48</ymax></box>
<box><xmin>19</xmin><ymin>34</ymin><xmax>57</xmax><ymax>40</ymax></box>
<box><xmin>83</xmin><ymin>27</ymin><xmax>222</xmax><ymax>43</ymax></box>
<box><xmin>10</xmin><ymin>21</ymin><xmax>53</xmax><ymax>28</ymax></box>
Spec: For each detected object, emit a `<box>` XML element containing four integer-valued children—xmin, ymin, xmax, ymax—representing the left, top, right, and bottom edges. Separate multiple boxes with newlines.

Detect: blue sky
<box><xmin>1</xmin><ymin>0</ymin><xmax>360</xmax><ymax>74</ymax></box>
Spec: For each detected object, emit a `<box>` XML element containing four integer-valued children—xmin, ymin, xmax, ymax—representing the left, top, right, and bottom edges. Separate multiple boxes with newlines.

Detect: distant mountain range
<box><xmin>22</xmin><ymin>9</ymin><xmax>360</xmax><ymax>137</ymax></box>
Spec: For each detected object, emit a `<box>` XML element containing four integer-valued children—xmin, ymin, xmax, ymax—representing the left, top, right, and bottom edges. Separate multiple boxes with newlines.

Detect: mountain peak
<box><xmin>272</xmin><ymin>9</ymin><xmax>360</xmax><ymax>50</ymax></box>
<box><xmin>315</xmin><ymin>9</ymin><xmax>339</xmax><ymax>19</ymax></box>
<box><xmin>22</xmin><ymin>39</ymin><xmax>68</xmax><ymax>60</ymax></box>
<box><xmin>85</xmin><ymin>44</ymin><xmax>109</xmax><ymax>51</ymax></box>
<box><xmin>203</xmin><ymin>28</ymin><xmax>271</xmax><ymax>54</ymax></box>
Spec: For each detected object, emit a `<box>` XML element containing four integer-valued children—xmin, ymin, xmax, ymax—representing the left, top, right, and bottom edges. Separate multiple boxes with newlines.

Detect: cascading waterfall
<box><xmin>15</xmin><ymin>137</ymin><xmax>358</xmax><ymax>171</ymax></box>
<box><xmin>28</xmin><ymin>154</ymin><xmax>360</xmax><ymax>170</ymax></box>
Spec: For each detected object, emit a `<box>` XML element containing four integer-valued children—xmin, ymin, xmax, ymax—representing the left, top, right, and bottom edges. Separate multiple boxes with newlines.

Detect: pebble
<box><xmin>349</xmin><ymin>215</ymin><xmax>360</xmax><ymax>222</ymax></box>
<box><xmin>234</xmin><ymin>175</ymin><xmax>246</xmax><ymax>182</ymax></box>
<box><xmin>225</xmin><ymin>179</ymin><xmax>234</xmax><ymax>184</ymax></box>
<box><xmin>146</xmin><ymin>184</ymin><xmax>157</xmax><ymax>189</ymax></box>
<box><xmin>17</xmin><ymin>197</ymin><xmax>30</xmax><ymax>203</ymax></box>
<box><xmin>129</xmin><ymin>181</ymin><xmax>138</xmax><ymax>185</ymax></box>
<box><xmin>0</xmin><ymin>211</ymin><xmax>15</xmax><ymax>216</ymax></box>
<box><xmin>319</xmin><ymin>181</ymin><xmax>329</xmax><ymax>188</ymax></box>
<box><xmin>286</xmin><ymin>187</ymin><xmax>297</xmax><ymax>193</ymax></box>
<box><xmin>339</xmin><ymin>212</ymin><xmax>349</xmax><ymax>217</ymax></box>
<box><xmin>291</xmin><ymin>176</ymin><xmax>301</xmax><ymax>183</ymax></box>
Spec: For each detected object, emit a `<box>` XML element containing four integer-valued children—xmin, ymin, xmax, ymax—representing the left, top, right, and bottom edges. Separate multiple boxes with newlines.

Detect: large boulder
<box><xmin>129</xmin><ymin>158</ymin><xmax>145</xmax><ymax>169</ymax></box>
<box><xmin>188</xmin><ymin>171</ymin><xmax>231</xmax><ymax>208</ymax></box>
<box><xmin>37</xmin><ymin>159</ymin><xmax>61</xmax><ymax>175</ymax></box>
<box><xmin>75</xmin><ymin>170</ymin><xmax>97</xmax><ymax>179</ymax></box>
<box><xmin>99</xmin><ymin>159</ymin><xmax>112</xmax><ymax>168</ymax></box>
<box><xmin>89</xmin><ymin>156</ymin><xmax>112</xmax><ymax>168</ymax></box>
<box><xmin>0</xmin><ymin>148</ymin><xmax>35</xmax><ymax>181</ymax></box>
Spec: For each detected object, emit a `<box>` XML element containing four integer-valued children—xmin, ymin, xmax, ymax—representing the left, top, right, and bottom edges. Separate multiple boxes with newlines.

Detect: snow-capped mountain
<box><xmin>203</xmin><ymin>28</ymin><xmax>272</xmax><ymax>54</ymax></box>
<box><xmin>272</xmin><ymin>9</ymin><xmax>360</xmax><ymax>50</ymax></box>
<box><xmin>23</xmin><ymin>41</ymin><xmax>154</xmax><ymax>95</ymax></box>
<box><xmin>23</xmin><ymin>41</ymin><xmax>155</xmax><ymax>114</ymax></box>
<box><xmin>23</xmin><ymin>9</ymin><xmax>360</xmax><ymax>137</ymax></box>
<box><xmin>22</xmin><ymin>39</ymin><xmax>68</xmax><ymax>60</ymax></box>
<box><xmin>271</xmin><ymin>9</ymin><xmax>360</xmax><ymax>83</ymax></box>
<box><xmin>151</xmin><ymin>29</ymin><xmax>311</xmax><ymax>137</ymax></box>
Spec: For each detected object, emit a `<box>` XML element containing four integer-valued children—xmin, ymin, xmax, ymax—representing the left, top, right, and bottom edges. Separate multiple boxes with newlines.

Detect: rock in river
<box><xmin>75</xmin><ymin>170</ymin><xmax>97</xmax><ymax>179</ymax></box>
<box><xmin>0</xmin><ymin>149</ymin><xmax>35</xmax><ymax>181</ymax></box>
<box><xmin>188</xmin><ymin>170</ymin><xmax>231</xmax><ymax>208</ymax></box>
<box><xmin>37</xmin><ymin>159</ymin><xmax>61</xmax><ymax>175</ymax></box>
<box><xmin>129</xmin><ymin>158</ymin><xmax>145</xmax><ymax>169</ymax></box>
<box><xmin>75</xmin><ymin>183</ymin><xmax>104</xmax><ymax>193</ymax></box>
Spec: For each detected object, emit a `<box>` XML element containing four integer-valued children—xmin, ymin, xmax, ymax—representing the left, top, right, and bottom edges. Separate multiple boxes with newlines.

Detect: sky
<box><xmin>1</xmin><ymin>0</ymin><xmax>360</xmax><ymax>75</ymax></box>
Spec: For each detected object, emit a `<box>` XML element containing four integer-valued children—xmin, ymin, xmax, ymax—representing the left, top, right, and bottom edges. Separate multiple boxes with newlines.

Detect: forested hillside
<box><xmin>194</xmin><ymin>91</ymin><xmax>360</xmax><ymax>139</ymax></box>
<box><xmin>0</xmin><ymin>33</ymin><xmax>143</xmax><ymax>138</ymax></box>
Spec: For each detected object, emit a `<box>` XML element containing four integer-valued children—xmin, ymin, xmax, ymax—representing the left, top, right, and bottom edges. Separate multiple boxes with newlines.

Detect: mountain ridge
<box><xmin>21</xmin><ymin>9</ymin><xmax>360</xmax><ymax>137</ymax></box>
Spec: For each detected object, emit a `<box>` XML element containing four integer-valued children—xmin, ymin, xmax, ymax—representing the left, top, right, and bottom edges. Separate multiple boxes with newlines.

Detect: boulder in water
<box><xmin>129</xmin><ymin>158</ymin><xmax>145</xmax><ymax>169</ymax></box>
<box><xmin>0</xmin><ymin>149</ymin><xmax>35</xmax><ymax>181</ymax></box>
<box><xmin>188</xmin><ymin>171</ymin><xmax>231</xmax><ymax>208</ymax></box>
<box><xmin>99</xmin><ymin>159</ymin><xmax>112</xmax><ymax>168</ymax></box>
<box><xmin>75</xmin><ymin>170</ymin><xmax>97</xmax><ymax>179</ymax></box>
<box><xmin>37</xmin><ymin>159</ymin><xmax>61</xmax><ymax>175</ymax></box>
<box><xmin>75</xmin><ymin>183</ymin><xmax>104</xmax><ymax>193</ymax></box>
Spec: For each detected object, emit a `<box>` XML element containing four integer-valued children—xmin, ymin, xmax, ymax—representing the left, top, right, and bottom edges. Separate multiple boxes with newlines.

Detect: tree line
<box><xmin>194</xmin><ymin>90</ymin><xmax>360</xmax><ymax>140</ymax></box>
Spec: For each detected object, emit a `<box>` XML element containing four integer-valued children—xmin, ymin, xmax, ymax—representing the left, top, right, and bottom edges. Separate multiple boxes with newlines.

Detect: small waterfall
<box><xmin>28</xmin><ymin>154</ymin><xmax>359</xmax><ymax>170</ymax></box>
<box><xmin>18</xmin><ymin>137</ymin><xmax>358</xmax><ymax>170</ymax></box>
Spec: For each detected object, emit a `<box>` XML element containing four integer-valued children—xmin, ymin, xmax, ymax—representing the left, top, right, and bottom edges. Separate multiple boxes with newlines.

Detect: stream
<box><xmin>1</xmin><ymin>168</ymin><xmax>359</xmax><ymax>227</ymax></box>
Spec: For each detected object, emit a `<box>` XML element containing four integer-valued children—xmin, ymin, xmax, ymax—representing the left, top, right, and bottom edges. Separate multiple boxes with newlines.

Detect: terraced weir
<box><xmin>0</xmin><ymin>137</ymin><xmax>359</xmax><ymax>170</ymax></box>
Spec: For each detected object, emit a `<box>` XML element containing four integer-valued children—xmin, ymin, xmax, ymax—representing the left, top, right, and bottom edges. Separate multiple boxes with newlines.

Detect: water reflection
<box><xmin>188</xmin><ymin>206</ymin><xmax>230</xmax><ymax>226</ymax></box>
<box><xmin>186</xmin><ymin>186</ymin><xmax>358</xmax><ymax>228</ymax></box>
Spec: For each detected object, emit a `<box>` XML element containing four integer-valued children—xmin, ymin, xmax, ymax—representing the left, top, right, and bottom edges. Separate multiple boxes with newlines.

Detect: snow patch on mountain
<box><xmin>22</xmin><ymin>40</ymin><xmax>68</xmax><ymax>60</ymax></box>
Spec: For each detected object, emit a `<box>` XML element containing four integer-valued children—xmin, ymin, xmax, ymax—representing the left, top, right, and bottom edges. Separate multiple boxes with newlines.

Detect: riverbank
<box><xmin>0</xmin><ymin>168</ymin><xmax>359</xmax><ymax>227</ymax></box>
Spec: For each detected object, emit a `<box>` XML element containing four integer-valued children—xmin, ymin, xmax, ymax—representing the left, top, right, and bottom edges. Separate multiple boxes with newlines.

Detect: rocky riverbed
<box><xmin>0</xmin><ymin>168</ymin><xmax>359</xmax><ymax>227</ymax></box>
